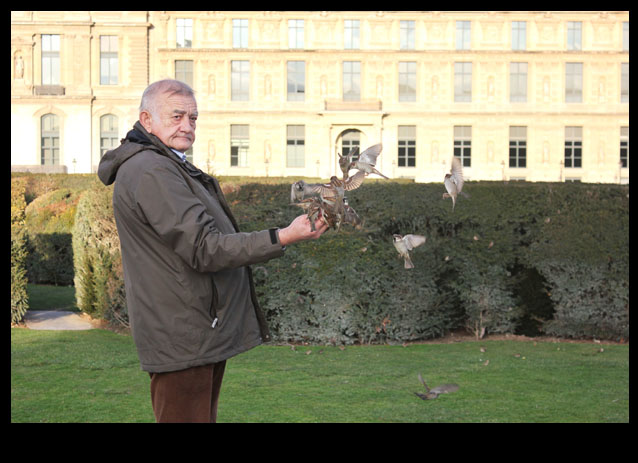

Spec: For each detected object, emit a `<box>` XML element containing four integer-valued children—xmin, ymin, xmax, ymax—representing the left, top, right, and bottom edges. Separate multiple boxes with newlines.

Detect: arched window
<box><xmin>100</xmin><ymin>114</ymin><xmax>119</xmax><ymax>157</ymax></box>
<box><xmin>40</xmin><ymin>113</ymin><xmax>59</xmax><ymax>165</ymax></box>
<box><xmin>340</xmin><ymin>129</ymin><xmax>361</xmax><ymax>161</ymax></box>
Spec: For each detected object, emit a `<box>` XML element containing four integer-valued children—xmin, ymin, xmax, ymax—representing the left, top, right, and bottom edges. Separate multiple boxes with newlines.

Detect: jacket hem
<box><xmin>139</xmin><ymin>336</ymin><xmax>264</xmax><ymax>374</ymax></box>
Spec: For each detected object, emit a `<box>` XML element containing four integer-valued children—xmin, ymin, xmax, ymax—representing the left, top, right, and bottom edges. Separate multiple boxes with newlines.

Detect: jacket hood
<box><xmin>98</xmin><ymin>121</ymin><xmax>166</xmax><ymax>186</ymax></box>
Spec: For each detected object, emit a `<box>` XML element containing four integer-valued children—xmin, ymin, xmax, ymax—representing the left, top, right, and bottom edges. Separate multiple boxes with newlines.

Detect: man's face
<box><xmin>142</xmin><ymin>92</ymin><xmax>198</xmax><ymax>152</ymax></box>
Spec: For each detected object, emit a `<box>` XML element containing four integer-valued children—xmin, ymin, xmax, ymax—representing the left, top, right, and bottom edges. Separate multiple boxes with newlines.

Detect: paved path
<box><xmin>23</xmin><ymin>310</ymin><xmax>95</xmax><ymax>330</ymax></box>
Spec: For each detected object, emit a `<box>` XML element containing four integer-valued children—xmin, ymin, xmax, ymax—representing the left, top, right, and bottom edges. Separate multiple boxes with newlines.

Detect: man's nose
<box><xmin>179</xmin><ymin>117</ymin><xmax>194</xmax><ymax>132</ymax></box>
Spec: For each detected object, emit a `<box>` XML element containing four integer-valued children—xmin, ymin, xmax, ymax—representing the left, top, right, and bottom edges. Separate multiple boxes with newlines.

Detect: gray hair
<box><xmin>139</xmin><ymin>79</ymin><xmax>195</xmax><ymax>118</ymax></box>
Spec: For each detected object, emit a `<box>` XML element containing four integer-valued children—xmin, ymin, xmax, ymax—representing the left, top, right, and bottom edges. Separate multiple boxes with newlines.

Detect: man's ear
<box><xmin>139</xmin><ymin>110</ymin><xmax>153</xmax><ymax>133</ymax></box>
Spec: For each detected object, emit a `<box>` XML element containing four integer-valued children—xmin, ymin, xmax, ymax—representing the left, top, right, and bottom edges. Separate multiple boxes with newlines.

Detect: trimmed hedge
<box><xmin>24</xmin><ymin>188</ymin><xmax>79</xmax><ymax>285</ymax></box>
<box><xmin>69</xmin><ymin>178</ymin><xmax>628</xmax><ymax>342</ymax></box>
<box><xmin>15</xmin><ymin>173</ymin><xmax>100</xmax><ymax>286</ymax></box>
<box><xmin>231</xmin><ymin>180</ymin><xmax>629</xmax><ymax>343</ymax></box>
<box><xmin>11</xmin><ymin>177</ymin><xmax>29</xmax><ymax>323</ymax></box>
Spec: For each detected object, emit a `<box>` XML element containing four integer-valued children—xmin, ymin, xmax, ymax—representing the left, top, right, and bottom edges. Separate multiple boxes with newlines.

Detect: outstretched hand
<box><xmin>277</xmin><ymin>214</ymin><xmax>329</xmax><ymax>246</ymax></box>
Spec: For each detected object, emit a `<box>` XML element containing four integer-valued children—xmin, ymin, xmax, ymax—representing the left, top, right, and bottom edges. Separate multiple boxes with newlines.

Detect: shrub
<box><xmin>72</xmin><ymin>185</ymin><xmax>127</xmax><ymax>326</ymax></box>
<box><xmin>68</xmin><ymin>178</ymin><xmax>628</xmax><ymax>342</ymax></box>
<box><xmin>11</xmin><ymin>177</ymin><xmax>29</xmax><ymax>323</ymax></box>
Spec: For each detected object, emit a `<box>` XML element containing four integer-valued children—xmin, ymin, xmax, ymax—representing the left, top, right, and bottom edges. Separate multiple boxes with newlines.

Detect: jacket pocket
<box><xmin>210</xmin><ymin>276</ymin><xmax>219</xmax><ymax>328</ymax></box>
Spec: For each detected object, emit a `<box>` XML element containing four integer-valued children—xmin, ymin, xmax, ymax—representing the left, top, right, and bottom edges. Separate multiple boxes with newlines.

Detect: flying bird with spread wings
<box><xmin>392</xmin><ymin>234</ymin><xmax>426</xmax><ymax>269</ymax></box>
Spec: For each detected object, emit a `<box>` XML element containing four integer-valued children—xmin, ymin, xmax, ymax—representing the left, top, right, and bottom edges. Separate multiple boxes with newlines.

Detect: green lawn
<box><xmin>11</xmin><ymin>328</ymin><xmax>629</xmax><ymax>423</ymax></box>
<box><xmin>26</xmin><ymin>284</ymin><xmax>78</xmax><ymax>311</ymax></box>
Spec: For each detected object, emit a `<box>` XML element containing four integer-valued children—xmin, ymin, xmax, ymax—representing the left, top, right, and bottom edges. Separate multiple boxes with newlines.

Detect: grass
<box><xmin>26</xmin><ymin>283</ymin><xmax>78</xmax><ymax>311</ymax></box>
<box><xmin>11</xmin><ymin>328</ymin><xmax>629</xmax><ymax>423</ymax></box>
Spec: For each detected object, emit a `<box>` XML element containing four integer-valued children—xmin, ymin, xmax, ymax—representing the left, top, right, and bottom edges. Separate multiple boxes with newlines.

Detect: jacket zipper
<box><xmin>210</xmin><ymin>277</ymin><xmax>219</xmax><ymax>329</ymax></box>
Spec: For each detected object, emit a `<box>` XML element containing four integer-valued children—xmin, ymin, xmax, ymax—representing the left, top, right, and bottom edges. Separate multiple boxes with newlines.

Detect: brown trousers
<box><xmin>149</xmin><ymin>361</ymin><xmax>226</xmax><ymax>423</ymax></box>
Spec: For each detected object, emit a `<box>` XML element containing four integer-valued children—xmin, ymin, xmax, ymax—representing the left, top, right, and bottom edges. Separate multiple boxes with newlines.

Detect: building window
<box><xmin>287</xmin><ymin>61</ymin><xmax>305</xmax><ymax>101</ymax></box>
<box><xmin>510</xmin><ymin>62</ymin><xmax>528</xmax><ymax>102</ymax></box>
<box><xmin>565</xmin><ymin>62</ymin><xmax>583</xmax><ymax>103</ymax></box>
<box><xmin>509</xmin><ymin>126</ymin><xmax>527</xmax><ymax>168</ymax></box>
<box><xmin>621</xmin><ymin>63</ymin><xmax>629</xmax><ymax>103</ymax></box>
<box><xmin>456</xmin><ymin>21</ymin><xmax>471</xmax><ymax>50</ymax></box>
<box><xmin>398</xmin><ymin>61</ymin><xmax>417</xmax><ymax>102</ymax></box>
<box><xmin>100</xmin><ymin>114</ymin><xmax>118</xmax><ymax>158</ymax></box>
<box><xmin>512</xmin><ymin>21</ymin><xmax>526</xmax><ymax>50</ymax></box>
<box><xmin>564</xmin><ymin>126</ymin><xmax>582</xmax><ymax>168</ymax></box>
<box><xmin>41</xmin><ymin>114</ymin><xmax>59</xmax><ymax>165</ymax></box>
<box><xmin>343</xmin><ymin>61</ymin><xmax>361</xmax><ymax>101</ymax></box>
<box><xmin>176</xmin><ymin>18</ymin><xmax>192</xmax><ymax>48</ymax></box>
<box><xmin>341</xmin><ymin>130</ymin><xmax>360</xmax><ymax>161</ymax></box>
<box><xmin>623</xmin><ymin>22</ymin><xmax>629</xmax><ymax>51</ymax></box>
<box><xmin>400</xmin><ymin>20</ymin><xmax>415</xmax><ymax>50</ymax></box>
<box><xmin>567</xmin><ymin>21</ymin><xmax>582</xmax><ymax>51</ymax></box>
<box><xmin>344</xmin><ymin>19</ymin><xmax>360</xmax><ymax>49</ymax></box>
<box><xmin>230</xmin><ymin>125</ymin><xmax>249</xmax><ymax>167</ymax></box>
<box><xmin>454</xmin><ymin>126</ymin><xmax>472</xmax><ymax>167</ymax></box>
<box><xmin>288</xmin><ymin>19</ymin><xmax>304</xmax><ymax>49</ymax></box>
<box><xmin>99</xmin><ymin>36</ymin><xmax>118</xmax><ymax>85</ymax></box>
<box><xmin>398</xmin><ymin>126</ymin><xmax>416</xmax><ymax>167</ymax></box>
<box><xmin>175</xmin><ymin>60</ymin><xmax>193</xmax><ymax>87</ymax></box>
<box><xmin>41</xmin><ymin>34</ymin><xmax>60</xmax><ymax>85</ymax></box>
<box><xmin>620</xmin><ymin>127</ymin><xmax>628</xmax><ymax>168</ymax></box>
<box><xmin>231</xmin><ymin>60</ymin><xmax>250</xmax><ymax>101</ymax></box>
<box><xmin>454</xmin><ymin>62</ymin><xmax>472</xmax><ymax>102</ymax></box>
<box><xmin>233</xmin><ymin>19</ymin><xmax>248</xmax><ymax>48</ymax></box>
<box><xmin>286</xmin><ymin>125</ymin><xmax>305</xmax><ymax>168</ymax></box>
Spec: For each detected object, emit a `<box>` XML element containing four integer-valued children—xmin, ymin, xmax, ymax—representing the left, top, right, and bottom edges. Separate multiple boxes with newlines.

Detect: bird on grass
<box><xmin>414</xmin><ymin>373</ymin><xmax>459</xmax><ymax>400</ymax></box>
<box><xmin>442</xmin><ymin>157</ymin><xmax>468</xmax><ymax>211</ymax></box>
<box><xmin>392</xmin><ymin>234</ymin><xmax>426</xmax><ymax>269</ymax></box>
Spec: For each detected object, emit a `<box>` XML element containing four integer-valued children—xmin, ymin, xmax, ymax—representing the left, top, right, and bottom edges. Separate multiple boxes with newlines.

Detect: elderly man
<box><xmin>98</xmin><ymin>79</ymin><xmax>327</xmax><ymax>422</ymax></box>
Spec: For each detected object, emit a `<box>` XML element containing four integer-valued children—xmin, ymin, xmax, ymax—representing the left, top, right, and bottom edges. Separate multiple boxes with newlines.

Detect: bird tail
<box><xmin>404</xmin><ymin>256</ymin><xmax>415</xmax><ymax>269</ymax></box>
<box><xmin>372</xmin><ymin>168</ymin><xmax>389</xmax><ymax>179</ymax></box>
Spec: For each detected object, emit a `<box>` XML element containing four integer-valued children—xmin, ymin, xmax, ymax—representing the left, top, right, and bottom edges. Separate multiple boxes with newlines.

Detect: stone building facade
<box><xmin>11</xmin><ymin>11</ymin><xmax>629</xmax><ymax>183</ymax></box>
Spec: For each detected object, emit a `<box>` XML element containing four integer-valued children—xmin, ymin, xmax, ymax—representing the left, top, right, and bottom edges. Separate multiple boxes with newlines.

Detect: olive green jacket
<box><xmin>98</xmin><ymin>122</ymin><xmax>284</xmax><ymax>372</ymax></box>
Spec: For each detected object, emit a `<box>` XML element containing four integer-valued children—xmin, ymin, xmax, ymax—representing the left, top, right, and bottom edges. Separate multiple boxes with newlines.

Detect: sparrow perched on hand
<box><xmin>414</xmin><ymin>373</ymin><xmax>459</xmax><ymax>400</ymax></box>
<box><xmin>392</xmin><ymin>234</ymin><xmax>426</xmax><ymax>269</ymax></box>
<box><xmin>349</xmin><ymin>144</ymin><xmax>388</xmax><ymax>179</ymax></box>
<box><xmin>292</xmin><ymin>172</ymin><xmax>366</xmax><ymax>232</ymax></box>
<box><xmin>442</xmin><ymin>157</ymin><xmax>466</xmax><ymax>211</ymax></box>
<box><xmin>338</xmin><ymin>147</ymin><xmax>359</xmax><ymax>181</ymax></box>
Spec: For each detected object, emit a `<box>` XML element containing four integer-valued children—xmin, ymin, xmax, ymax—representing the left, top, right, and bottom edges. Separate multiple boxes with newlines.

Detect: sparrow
<box><xmin>295</xmin><ymin>171</ymin><xmax>366</xmax><ymax>204</ymax></box>
<box><xmin>392</xmin><ymin>234</ymin><xmax>426</xmax><ymax>269</ymax></box>
<box><xmin>343</xmin><ymin>198</ymin><xmax>363</xmax><ymax>230</ymax></box>
<box><xmin>291</xmin><ymin>179</ymin><xmax>323</xmax><ymax>203</ymax></box>
<box><xmin>295</xmin><ymin>196</ymin><xmax>333</xmax><ymax>231</ymax></box>
<box><xmin>338</xmin><ymin>146</ymin><xmax>359</xmax><ymax>181</ymax></box>
<box><xmin>442</xmin><ymin>157</ymin><xmax>466</xmax><ymax>211</ymax></box>
<box><xmin>414</xmin><ymin>373</ymin><xmax>460</xmax><ymax>400</ymax></box>
<box><xmin>349</xmin><ymin>143</ymin><xmax>389</xmax><ymax>179</ymax></box>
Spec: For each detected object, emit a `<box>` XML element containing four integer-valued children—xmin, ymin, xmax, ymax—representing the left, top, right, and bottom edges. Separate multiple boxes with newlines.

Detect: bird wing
<box><xmin>358</xmin><ymin>144</ymin><xmax>383</xmax><ymax>165</ymax></box>
<box><xmin>304</xmin><ymin>181</ymin><xmax>335</xmax><ymax>198</ymax></box>
<box><xmin>450</xmin><ymin>157</ymin><xmax>465</xmax><ymax>193</ymax></box>
<box><xmin>404</xmin><ymin>234</ymin><xmax>426</xmax><ymax>250</ymax></box>
<box><xmin>344</xmin><ymin>170</ymin><xmax>366</xmax><ymax>191</ymax></box>
<box><xmin>417</xmin><ymin>373</ymin><xmax>430</xmax><ymax>393</ymax></box>
<box><xmin>430</xmin><ymin>384</ymin><xmax>459</xmax><ymax>394</ymax></box>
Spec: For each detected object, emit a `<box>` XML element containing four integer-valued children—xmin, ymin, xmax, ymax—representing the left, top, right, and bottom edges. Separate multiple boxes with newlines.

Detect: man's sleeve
<box><xmin>134</xmin><ymin>163</ymin><xmax>285</xmax><ymax>273</ymax></box>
